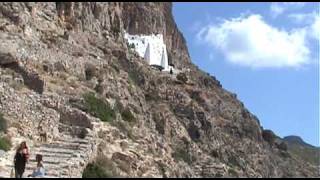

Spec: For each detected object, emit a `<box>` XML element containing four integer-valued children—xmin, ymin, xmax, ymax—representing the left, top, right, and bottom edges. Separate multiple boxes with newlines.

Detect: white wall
<box><xmin>124</xmin><ymin>33</ymin><xmax>172</xmax><ymax>71</ymax></box>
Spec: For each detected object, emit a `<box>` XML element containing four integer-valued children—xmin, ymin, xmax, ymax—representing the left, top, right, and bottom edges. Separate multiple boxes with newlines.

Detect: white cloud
<box><xmin>270</xmin><ymin>2</ymin><xmax>306</xmax><ymax>18</ymax></box>
<box><xmin>197</xmin><ymin>14</ymin><xmax>311</xmax><ymax>69</ymax></box>
<box><xmin>288</xmin><ymin>12</ymin><xmax>317</xmax><ymax>24</ymax></box>
<box><xmin>287</xmin><ymin>11</ymin><xmax>320</xmax><ymax>42</ymax></box>
<box><xmin>310</xmin><ymin>14</ymin><xmax>320</xmax><ymax>41</ymax></box>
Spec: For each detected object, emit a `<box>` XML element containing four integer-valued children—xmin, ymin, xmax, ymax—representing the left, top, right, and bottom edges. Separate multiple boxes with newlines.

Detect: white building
<box><xmin>124</xmin><ymin>32</ymin><xmax>174</xmax><ymax>72</ymax></box>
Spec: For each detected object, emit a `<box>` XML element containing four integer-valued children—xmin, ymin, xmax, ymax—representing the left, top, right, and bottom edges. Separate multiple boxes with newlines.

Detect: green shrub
<box><xmin>121</xmin><ymin>108</ymin><xmax>136</xmax><ymax>123</ymax></box>
<box><xmin>228</xmin><ymin>167</ymin><xmax>238</xmax><ymax>177</ymax></box>
<box><xmin>0</xmin><ymin>136</ymin><xmax>11</xmax><ymax>151</ymax></box>
<box><xmin>189</xmin><ymin>91</ymin><xmax>205</xmax><ymax>104</ymax></box>
<box><xmin>128</xmin><ymin>71</ymin><xmax>139</xmax><ymax>85</ymax></box>
<box><xmin>111</xmin><ymin>25</ymin><xmax>120</xmax><ymax>35</ymax></box>
<box><xmin>144</xmin><ymin>91</ymin><xmax>160</xmax><ymax>102</ymax></box>
<box><xmin>112</xmin><ymin>121</ymin><xmax>136</xmax><ymax>141</ymax></box>
<box><xmin>82</xmin><ymin>155</ymin><xmax>119</xmax><ymax>178</ymax></box>
<box><xmin>172</xmin><ymin>147</ymin><xmax>193</xmax><ymax>165</ymax></box>
<box><xmin>94</xmin><ymin>83</ymin><xmax>104</xmax><ymax>94</ymax></box>
<box><xmin>0</xmin><ymin>113</ymin><xmax>7</xmax><ymax>133</ymax></box>
<box><xmin>176</xmin><ymin>72</ymin><xmax>188</xmax><ymax>84</ymax></box>
<box><xmin>128</xmin><ymin>70</ymin><xmax>145</xmax><ymax>87</ymax></box>
<box><xmin>82</xmin><ymin>163</ymin><xmax>113</xmax><ymax>178</ymax></box>
<box><xmin>228</xmin><ymin>155</ymin><xmax>239</xmax><ymax>167</ymax></box>
<box><xmin>83</xmin><ymin>92</ymin><xmax>115</xmax><ymax>122</ymax></box>
<box><xmin>85</xmin><ymin>64</ymin><xmax>97</xmax><ymax>81</ymax></box>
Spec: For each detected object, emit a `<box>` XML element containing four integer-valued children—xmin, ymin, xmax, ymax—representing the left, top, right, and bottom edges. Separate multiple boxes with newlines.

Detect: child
<box><xmin>30</xmin><ymin>154</ymin><xmax>45</xmax><ymax>177</ymax></box>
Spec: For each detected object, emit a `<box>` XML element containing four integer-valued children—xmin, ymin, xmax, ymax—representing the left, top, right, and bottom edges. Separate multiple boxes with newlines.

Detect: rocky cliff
<box><xmin>0</xmin><ymin>2</ymin><xmax>318</xmax><ymax>178</ymax></box>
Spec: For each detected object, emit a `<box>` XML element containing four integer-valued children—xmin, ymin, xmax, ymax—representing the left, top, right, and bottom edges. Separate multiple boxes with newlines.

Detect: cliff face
<box><xmin>0</xmin><ymin>2</ymin><xmax>318</xmax><ymax>178</ymax></box>
<box><xmin>30</xmin><ymin>2</ymin><xmax>190</xmax><ymax>68</ymax></box>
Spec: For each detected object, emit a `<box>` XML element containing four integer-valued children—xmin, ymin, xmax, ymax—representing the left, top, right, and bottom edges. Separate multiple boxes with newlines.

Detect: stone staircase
<box><xmin>0</xmin><ymin>124</ymin><xmax>97</xmax><ymax>178</ymax></box>
<box><xmin>193</xmin><ymin>161</ymin><xmax>227</xmax><ymax>178</ymax></box>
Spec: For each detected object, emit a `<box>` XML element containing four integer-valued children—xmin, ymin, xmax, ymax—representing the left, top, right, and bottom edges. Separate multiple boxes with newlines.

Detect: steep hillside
<box><xmin>0</xmin><ymin>2</ymin><xmax>318</xmax><ymax>178</ymax></box>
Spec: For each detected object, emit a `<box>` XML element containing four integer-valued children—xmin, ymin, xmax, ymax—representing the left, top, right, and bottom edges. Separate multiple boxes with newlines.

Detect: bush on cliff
<box><xmin>83</xmin><ymin>92</ymin><xmax>115</xmax><ymax>122</ymax></box>
<box><xmin>82</xmin><ymin>155</ymin><xmax>119</xmax><ymax>178</ymax></box>
<box><xmin>0</xmin><ymin>136</ymin><xmax>11</xmax><ymax>151</ymax></box>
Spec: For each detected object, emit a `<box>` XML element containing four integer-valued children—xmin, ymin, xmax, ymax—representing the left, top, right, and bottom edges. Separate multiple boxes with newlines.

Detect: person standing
<box><xmin>14</xmin><ymin>141</ymin><xmax>30</xmax><ymax>178</ymax></box>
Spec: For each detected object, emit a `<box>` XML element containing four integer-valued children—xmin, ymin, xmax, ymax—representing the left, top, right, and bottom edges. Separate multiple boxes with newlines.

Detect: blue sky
<box><xmin>172</xmin><ymin>2</ymin><xmax>319</xmax><ymax>146</ymax></box>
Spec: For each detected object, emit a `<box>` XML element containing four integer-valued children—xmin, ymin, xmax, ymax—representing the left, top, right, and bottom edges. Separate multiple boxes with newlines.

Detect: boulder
<box><xmin>0</xmin><ymin>41</ymin><xmax>18</xmax><ymax>65</ymax></box>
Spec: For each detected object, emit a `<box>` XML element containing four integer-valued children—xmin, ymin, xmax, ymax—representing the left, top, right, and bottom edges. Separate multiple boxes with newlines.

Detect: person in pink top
<box><xmin>14</xmin><ymin>141</ymin><xmax>30</xmax><ymax>178</ymax></box>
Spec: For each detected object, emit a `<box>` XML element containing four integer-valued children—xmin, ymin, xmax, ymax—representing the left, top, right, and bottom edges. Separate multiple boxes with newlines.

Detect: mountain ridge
<box><xmin>284</xmin><ymin>135</ymin><xmax>317</xmax><ymax>148</ymax></box>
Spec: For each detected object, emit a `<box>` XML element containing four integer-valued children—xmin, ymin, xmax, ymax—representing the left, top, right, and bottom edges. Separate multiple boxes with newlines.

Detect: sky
<box><xmin>172</xmin><ymin>2</ymin><xmax>319</xmax><ymax>146</ymax></box>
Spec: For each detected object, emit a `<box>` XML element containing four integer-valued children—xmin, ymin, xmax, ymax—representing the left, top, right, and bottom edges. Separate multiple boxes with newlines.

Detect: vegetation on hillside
<box><xmin>0</xmin><ymin>136</ymin><xmax>11</xmax><ymax>151</ymax></box>
<box><xmin>83</xmin><ymin>92</ymin><xmax>116</xmax><ymax>122</ymax></box>
<box><xmin>82</xmin><ymin>155</ymin><xmax>119</xmax><ymax>178</ymax></box>
<box><xmin>287</xmin><ymin>142</ymin><xmax>320</xmax><ymax>166</ymax></box>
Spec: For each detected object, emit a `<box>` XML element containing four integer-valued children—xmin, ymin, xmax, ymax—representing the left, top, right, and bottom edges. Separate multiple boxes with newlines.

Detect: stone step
<box><xmin>29</xmin><ymin>157</ymin><xmax>71</xmax><ymax>164</ymax></box>
<box><xmin>31</xmin><ymin>151</ymin><xmax>73</xmax><ymax>159</ymax></box>
<box><xmin>41</xmin><ymin>143</ymin><xmax>88</xmax><ymax>151</ymax></box>
<box><xmin>0</xmin><ymin>134</ymin><xmax>95</xmax><ymax>178</ymax></box>
<box><xmin>5</xmin><ymin>164</ymin><xmax>71</xmax><ymax>176</ymax></box>
<box><xmin>56</xmin><ymin>138</ymin><xmax>92</xmax><ymax>145</ymax></box>
<box><xmin>48</xmin><ymin>140</ymin><xmax>91</xmax><ymax>147</ymax></box>
<box><xmin>4</xmin><ymin>169</ymin><xmax>69</xmax><ymax>178</ymax></box>
<box><xmin>37</xmin><ymin>149</ymin><xmax>89</xmax><ymax>160</ymax></box>
<box><xmin>42</xmin><ymin>153</ymin><xmax>87</xmax><ymax>161</ymax></box>
<box><xmin>23</xmin><ymin>169</ymin><xmax>69</xmax><ymax>178</ymax></box>
<box><xmin>6</xmin><ymin>161</ymin><xmax>71</xmax><ymax>170</ymax></box>
<box><xmin>37</xmin><ymin>147</ymin><xmax>81</xmax><ymax>155</ymax></box>
<box><xmin>24</xmin><ymin>167</ymin><xmax>70</xmax><ymax>174</ymax></box>
<box><xmin>0</xmin><ymin>164</ymin><xmax>73</xmax><ymax>178</ymax></box>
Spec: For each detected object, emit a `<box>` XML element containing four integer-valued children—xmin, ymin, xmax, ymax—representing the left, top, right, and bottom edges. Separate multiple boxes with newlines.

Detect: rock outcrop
<box><xmin>0</xmin><ymin>2</ymin><xmax>318</xmax><ymax>178</ymax></box>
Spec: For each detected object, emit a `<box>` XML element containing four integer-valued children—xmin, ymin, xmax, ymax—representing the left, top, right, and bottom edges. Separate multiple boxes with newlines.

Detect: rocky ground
<box><xmin>0</xmin><ymin>2</ymin><xmax>318</xmax><ymax>178</ymax></box>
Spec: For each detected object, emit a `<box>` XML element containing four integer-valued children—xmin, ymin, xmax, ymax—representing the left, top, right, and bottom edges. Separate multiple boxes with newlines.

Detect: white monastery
<box><xmin>124</xmin><ymin>32</ymin><xmax>174</xmax><ymax>72</ymax></box>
